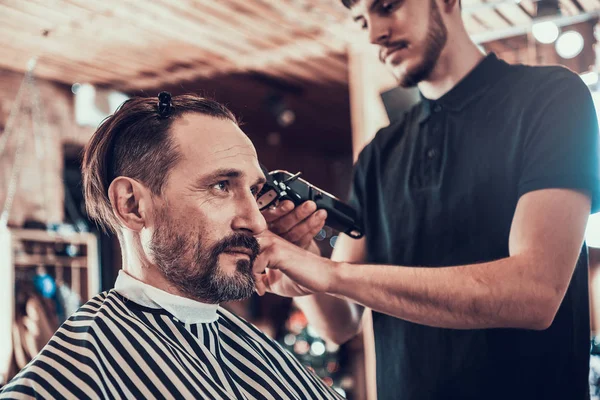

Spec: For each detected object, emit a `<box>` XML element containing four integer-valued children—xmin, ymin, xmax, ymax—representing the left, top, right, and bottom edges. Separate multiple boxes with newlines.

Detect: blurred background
<box><xmin>1</xmin><ymin>0</ymin><xmax>600</xmax><ymax>398</ymax></box>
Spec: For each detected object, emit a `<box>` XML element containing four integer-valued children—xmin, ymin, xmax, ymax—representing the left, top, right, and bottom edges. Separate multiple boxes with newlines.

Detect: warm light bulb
<box><xmin>556</xmin><ymin>30</ymin><xmax>584</xmax><ymax>59</ymax></box>
<box><xmin>532</xmin><ymin>21</ymin><xmax>560</xmax><ymax>44</ymax></box>
<box><xmin>310</xmin><ymin>341</ymin><xmax>326</xmax><ymax>356</ymax></box>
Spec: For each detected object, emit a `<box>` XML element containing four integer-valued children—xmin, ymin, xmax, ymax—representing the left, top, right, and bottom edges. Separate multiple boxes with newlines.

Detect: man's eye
<box><xmin>354</xmin><ymin>17</ymin><xmax>367</xmax><ymax>30</ymax></box>
<box><xmin>382</xmin><ymin>1</ymin><xmax>400</xmax><ymax>13</ymax></box>
<box><xmin>212</xmin><ymin>181</ymin><xmax>229</xmax><ymax>192</ymax></box>
<box><xmin>251</xmin><ymin>185</ymin><xmax>264</xmax><ymax>198</ymax></box>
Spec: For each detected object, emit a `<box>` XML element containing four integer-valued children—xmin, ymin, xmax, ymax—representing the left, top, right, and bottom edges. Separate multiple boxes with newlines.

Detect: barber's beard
<box><xmin>397</xmin><ymin>0</ymin><xmax>448</xmax><ymax>87</ymax></box>
<box><xmin>150</xmin><ymin>211</ymin><xmax>260</xmax><ymax>304</ymax></box>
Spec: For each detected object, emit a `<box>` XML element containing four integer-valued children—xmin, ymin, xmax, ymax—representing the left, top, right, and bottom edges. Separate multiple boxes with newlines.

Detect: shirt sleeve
<box><xmin>346</xmin><ymin>142</ymin><xmax>372</xmax><ymax>225</ymax></box>
<box><xmin>518</xmin><ymin>68</ymin><xmax>600</xmax><ymax>212</ymax></box>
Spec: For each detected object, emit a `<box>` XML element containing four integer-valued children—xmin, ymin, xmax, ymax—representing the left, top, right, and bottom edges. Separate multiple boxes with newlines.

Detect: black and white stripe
<box><xmin>1</xmin><ymin>291</ymin><xmax>343</xmax><ymax>400</ymax></box>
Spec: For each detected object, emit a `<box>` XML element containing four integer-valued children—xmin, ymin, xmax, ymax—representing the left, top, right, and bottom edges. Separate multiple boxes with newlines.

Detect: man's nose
<box><xmin>231</xmin><ymin>194</ymin><xmax>268</xmax><ymax>235</ymax></box>
<box><xmin>368</xmin><ymin>19</ymin><xmax>390</xmax><ymax>45</ymax></box>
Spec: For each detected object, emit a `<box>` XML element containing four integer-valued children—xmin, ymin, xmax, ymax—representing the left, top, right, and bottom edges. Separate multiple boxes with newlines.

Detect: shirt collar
<box><xmin>114</xmin><ymin>270</ymin><xmax>219</xmax><ymax>324</ymax></box>
<box><xmin>418</xmin><ymin>52</ymin><xmax>510</xmax><ymax>123</ymax></box>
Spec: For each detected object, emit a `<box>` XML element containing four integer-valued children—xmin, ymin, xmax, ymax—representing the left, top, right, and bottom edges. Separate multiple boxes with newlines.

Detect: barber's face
<box><xmin>351</xmin><ymin>0</ymin><xmax>448</xmax><ymax>87</ymax></box>
<box><xmin>148</xmin><ymin>113</ymin><xmax>267</xmax><ymax>304</ymax></box>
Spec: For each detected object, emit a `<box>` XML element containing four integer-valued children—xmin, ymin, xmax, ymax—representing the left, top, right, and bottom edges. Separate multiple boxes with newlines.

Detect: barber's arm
<box><xmin>257</xmin><ymin>188</ymin><xmax>590</xmax><ymax>331</ymax></box>
<box><xmin>260</xmin><ymin>200</ymin><xmax>365</xmax><ymax>344</ymax></box>
<box><xmin>257</xmin><ymin>69</ymin><xmax>598</xmax><ymax>334</ymax></box>
<box><xmin>294</xmin><ymin>234</ymin><xmax>366</xmax><ymax>344</ymax></box>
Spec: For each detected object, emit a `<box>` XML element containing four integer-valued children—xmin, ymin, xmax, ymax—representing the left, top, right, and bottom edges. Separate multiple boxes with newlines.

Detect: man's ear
<box><xmin>108</xmin><ymin>177</ymin><xmax>152</xmax><ymax>232</ymax></box>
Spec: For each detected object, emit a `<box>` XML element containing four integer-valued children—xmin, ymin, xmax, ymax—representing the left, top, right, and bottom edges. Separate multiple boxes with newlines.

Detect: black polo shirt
<box><xmin>349</xmin><ymin>53</ymin><xmax>600</xmax><ymax>400</ymax></box>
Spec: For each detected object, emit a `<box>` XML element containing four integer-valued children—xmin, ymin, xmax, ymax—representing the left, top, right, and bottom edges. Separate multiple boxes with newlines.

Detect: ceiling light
<box><xmin>264</xmin><ymin>93</ymin><xmax>295</xmax><ymax>128</ymax></box>
<box><xmin>556</xmin><ymin>30</ymin><xmax>584</xmax><ymax>59</ymax></box>
<box><xmin>532</xmin><ymin>21</ymin><xmax>560</xmax><ymax>44</ymax></box>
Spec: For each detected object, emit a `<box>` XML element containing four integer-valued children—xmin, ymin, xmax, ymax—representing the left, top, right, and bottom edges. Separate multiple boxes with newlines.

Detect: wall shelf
<box><xmin>0</xmin><ymin>227</ymin><xmax>100</xmax><ymax>385</ymax></box>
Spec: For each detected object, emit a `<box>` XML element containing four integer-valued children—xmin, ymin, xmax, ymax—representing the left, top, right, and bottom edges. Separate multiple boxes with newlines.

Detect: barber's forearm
<box><xmin>330</xmin><ymin>255</ymin><xmax>564</xmax><ymax>330</ymax></box>
<box><xmin>294</xmin><ymin>293</ymin><xmax>364</xmax><ymax>344</ymax></box>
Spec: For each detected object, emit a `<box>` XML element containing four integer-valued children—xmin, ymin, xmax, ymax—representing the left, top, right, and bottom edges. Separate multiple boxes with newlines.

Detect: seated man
<box><xmin>1</xmin><ymin>93</ymin><xmax>340</xmax><ymax>400</ymax></box>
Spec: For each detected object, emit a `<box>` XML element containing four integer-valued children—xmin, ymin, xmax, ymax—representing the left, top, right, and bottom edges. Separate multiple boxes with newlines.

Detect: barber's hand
<box><xmin>261</xmin><ymin>200</ymin><xmax>327</xmax><ymax>255</ymax></box>
<box><xmin>253</xmin><ymin>230</ymin><xmax>337</xmax><ymax>298</ymax></box>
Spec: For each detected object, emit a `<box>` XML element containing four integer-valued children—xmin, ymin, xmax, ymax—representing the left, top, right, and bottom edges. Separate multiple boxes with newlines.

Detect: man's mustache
<box><xmin>379</xmin><ymin>40</ymin><xmax>409</xmax><ymax>63</ymax></box>
<box><xmin>212</xmin><ymin>233</ymin><xmax>260</xmax><ymax>262</ymax></box>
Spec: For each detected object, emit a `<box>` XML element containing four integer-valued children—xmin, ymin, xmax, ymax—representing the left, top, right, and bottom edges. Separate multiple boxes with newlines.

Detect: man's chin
<box><xmin>212</xmin><ymin>279</ymin><xmax>255</xmax><ymax>303</ymax></box>
<box><xmin>387</xmin><ymin>60</ymin><xmax>415</xmax><ymax>87</ymax></box>
<box><xmin>393</xmin><ymin>45</ymin><xmax>445</xmax><ymax>87</ymax></box>
<box><xmin>393</xmin><ymin>62</ymin><xmax>433</xmax><ymax>88</ymax></box>
<box><xmin>219</xmin><ymin>253</ymin><xmax>251</xmax><ymax>272</ymax></box>
<box><xmin>191</xmin><ymin>278</ymin><xmax>255</xmax><ymax>304</ymax></box>
<box><xmin>207</xmin><ymin>263</ymin><xmax>255</xmax><ymax>303</ymax></box>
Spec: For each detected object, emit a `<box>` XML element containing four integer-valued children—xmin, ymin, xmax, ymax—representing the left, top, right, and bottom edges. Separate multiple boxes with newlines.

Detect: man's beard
<box><xmin>150</xmin><ymin>210</ymin><xmax>260</xmax><ymax>304</ymax></box>
<box><xmin>392</xmin><ymin>0</ymin><xmax>448</xmax><ymax>87</ymax></box>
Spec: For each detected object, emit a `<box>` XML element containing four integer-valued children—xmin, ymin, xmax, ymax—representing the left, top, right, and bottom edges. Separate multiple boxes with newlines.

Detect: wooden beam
<box><xmin>575</xmin><ymin>0</ymin><xmax>599</xmax><ymax>11</ymax></box>
<box><xmin>163</xmin><ymin>0</ymin><xmax>279</xmax><ymax>49</ymax></box>
<box><xmin>64</xmin><ymin>0</ymin><xmax>243</xmax><ymax>61</ymax></box>
<box><xmin>560</xmin><ymin>0</ymin><xmax>581</xmax><ymax>16</ymax></box>
<box><xmin>495</xmin><ymin>3</ymin><xmax>533</xmax><ymax>25</ymax></box>
<box><xmin>471</xmin><ymin>9</ymin><xmax>600</xmax><ymax>43</ymax></box>
<box><xmin>519</xmin><ymin>0</ymin><xmax>537</xmax><ymax>17</ymax></box>
<box><xmin>463</xmin><ymin>13</ymin><xmax>489</xmax><ymax>34</ymax></box>
<box><xmin>472</xmin><ymin>7</ymin><xmax>513</xmax><ymax>29</ymax></box>
<box><xmin>128</xmin><ymin>0</ymin><xmax>268</xmax><ymax>54</ymax></box>
<box><xmin>5</xmin><ymin>0</ymin><xmax>234</xmax><ymax>73</ymax></box>
<box><xmin>569</xmin><ymin>0</ymin><xmax>587</xmax><ymax>12</ymax></box>
<box><xmin>517</xmin><ymin>3</ymin><xmax>535</xmax><ymax>18</ymax></box>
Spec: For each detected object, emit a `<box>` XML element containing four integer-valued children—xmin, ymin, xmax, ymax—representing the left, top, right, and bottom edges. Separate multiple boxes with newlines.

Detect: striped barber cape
<box><xmin>1</xmin><ymin>289</ymin><xmax>343</xmax><ymax>399</ymax></box>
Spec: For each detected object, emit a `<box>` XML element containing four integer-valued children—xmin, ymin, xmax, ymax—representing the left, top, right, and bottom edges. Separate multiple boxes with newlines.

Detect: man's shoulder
<box><xmin>503</xmin><ymin>62</ymin><xmax>584</xmax><ymax>99</ymax></box>
<box><xmin>68</xmin><ymin>290</ymin><xmax>125</xmax><ymax>323</ymax></box>
<box><xmin>44</xmin><ymin>291</ymin><xmax>129</xmax><ymax>350</ymax></box>
<box><xmin>0</xmin><ymin>291</ymin><xmax>125</xmax><ymax>397</ymax></box>
<box><xmin>509</xmin><ymin>61</ymin><xmax>579</xmax><ymax>80</ymax></box>
<box><xmin>217</xmin><ymin>306</ymin><xmax>266</xmax><ymax>337</ymax></box>
<box><xmin>217</xmin><ymin>307</ymin><xmax>286</xmax><ymax>349</ymax></box>
<box><xmin>355</xmin><ymin>102</ymin><xmax>421</xmax><ymax>166</ymax></box>
<box><xmin>376</xmin><ymin>102</ymin><xmax>421</xmax><ymax>142</ymax></box>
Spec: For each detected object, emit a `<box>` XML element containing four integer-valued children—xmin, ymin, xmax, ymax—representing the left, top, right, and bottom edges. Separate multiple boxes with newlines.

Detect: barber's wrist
<box><xmin>325</xmin><ymin>260</ymin><xmax>347</xmax><ymax>295</ymax></box>
<box><xmin>306</xmin><ymin>240</ymin><xmax>322</xmax><ymax>256</ymax></box>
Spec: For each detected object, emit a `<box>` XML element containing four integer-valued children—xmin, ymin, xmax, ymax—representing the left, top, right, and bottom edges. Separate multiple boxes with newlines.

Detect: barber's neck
<box><xmin>417</xmin><ymin>29</ymin><xmax>484</xmax><ymax>101</ymax></box>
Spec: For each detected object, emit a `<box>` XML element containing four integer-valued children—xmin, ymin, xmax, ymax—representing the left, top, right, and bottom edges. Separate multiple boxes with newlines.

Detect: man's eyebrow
<box><xmin>253</xmin><ymin>176</ymin><xmax>267</xmax><ymax>187</ymax></box>
<box><xmin>370</xmin><ymin>0</ymin><xmax>381</xmax><ymax>12</ymax></box>
<box><xmin>199</xmin><ymin>169</ymin><xmax>242</xmax><ymax>183</ymax></box>
<box><xmin>352</xmin><ymin>0</ymin><xmax>380</xmax><ymax>22</ymax></box>
<box><xmin>197</xmin><ymin>168</ymin><xmax>266</xmax><ymax>187</ymax></box>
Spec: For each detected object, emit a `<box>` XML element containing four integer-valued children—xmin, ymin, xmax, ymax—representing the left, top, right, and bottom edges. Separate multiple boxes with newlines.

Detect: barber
<box><xmin>254</xmin><ymin>0</ymin><xmax>600</xmax><ymax>399</ymax></box>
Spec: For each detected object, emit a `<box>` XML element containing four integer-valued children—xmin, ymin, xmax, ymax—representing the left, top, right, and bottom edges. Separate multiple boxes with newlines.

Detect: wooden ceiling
<box><xmin>0</xmin><ymin>0</ymin><xmax>351</xmax><ymax>90</ymax></box>
<box><xmin>0</xmin><ymin>0</ymin><xmax>598</xmax><ymax>91</ymax></box>
<box><xmin>1</xmin><ymin>0</ymin><xmax>598</xmax><ymax>196</ymax></box>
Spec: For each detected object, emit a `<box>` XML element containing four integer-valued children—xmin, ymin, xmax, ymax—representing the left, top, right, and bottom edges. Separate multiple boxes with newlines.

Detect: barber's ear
<box><xmin>108</xmin><ymin>177</ymin><xmax>152</xmax><ymax>232</ymax></box>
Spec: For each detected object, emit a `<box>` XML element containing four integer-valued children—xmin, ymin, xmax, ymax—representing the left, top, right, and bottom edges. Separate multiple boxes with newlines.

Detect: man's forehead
<box><xmin>206</xmin><ymin>138</ymin><xmax>258</xmax><ymax>173</ymax></box>
<box><xmin>350</xmin><ymin>0</ymin><xmax>374</xmax><ymax>15</ymax></box>
<box><xmin>173</xmin><ymin>114</ymin><xmax>255</xmax><ymax>157</ymax></box>
<box><xmin>208</xmin><ymin>140</ymin><xmax>256</xmax><ymax>157</ymax></box>
<box><xmin>170</xmin><ymin>113</ymin><xmax>261</xmax><ymax>178</ymax></box>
